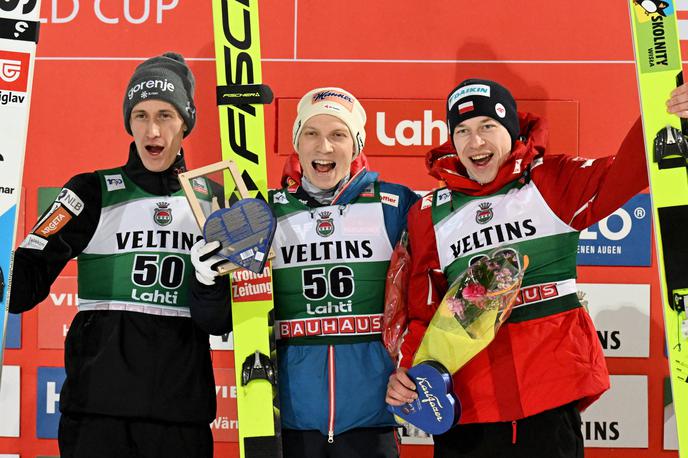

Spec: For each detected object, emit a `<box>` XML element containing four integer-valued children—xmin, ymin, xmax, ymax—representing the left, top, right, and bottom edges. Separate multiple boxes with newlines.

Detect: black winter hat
<box><xmin>123</xmin><ymin>52</ymin><xmax>196</xmax><ymax>137</ymax></box>
<box><xmin>446</xmin><ymin>78</ymin><xmax>519</xmax><ymax>146</ymax></box>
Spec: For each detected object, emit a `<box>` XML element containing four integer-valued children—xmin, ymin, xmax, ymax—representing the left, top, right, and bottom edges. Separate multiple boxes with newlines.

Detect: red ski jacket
<box><xmin>400</xmin><ymin>113</ymin><xmax>647</xmax><ymax>423</ymax></box>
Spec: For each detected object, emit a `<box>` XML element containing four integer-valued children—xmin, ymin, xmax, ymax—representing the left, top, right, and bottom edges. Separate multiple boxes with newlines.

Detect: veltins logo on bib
<box><xmin>475</xmin><ymin>202</ymin><xmax>494</xmax><ymax>224</ymax></box>
<box><xmin>316</xmin><ymin>211</ymin><xmax>334</xmax><ymax>237</ymax></box>
<box><xmin>154</xmin><ymin>202</ymin><xmax>172</xmax><ymax>226</ymax></box>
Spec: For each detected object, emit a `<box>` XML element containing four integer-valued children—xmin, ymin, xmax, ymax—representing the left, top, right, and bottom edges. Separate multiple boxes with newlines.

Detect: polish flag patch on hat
<box><xmin>458</xmin><ymin>101</ymin><xmax>474</xmax><ymax>114</ymax></box>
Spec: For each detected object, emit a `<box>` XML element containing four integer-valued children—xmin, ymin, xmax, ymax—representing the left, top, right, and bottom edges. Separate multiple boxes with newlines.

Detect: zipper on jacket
<box><xmin>328</xmin><ymin>344</ymin><xmax>335</xmax><ymax>443</ymax></box>
<box><xmin>512</xmin><ymin>420</ymin><xmax>518</xmax><ymax>444</ymax></box>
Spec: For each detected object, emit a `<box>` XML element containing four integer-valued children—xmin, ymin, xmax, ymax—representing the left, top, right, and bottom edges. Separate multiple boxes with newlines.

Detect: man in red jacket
<box><xmin>386</xmin><ymin>78</ymin><xmax>688</xmax><ymax>457</ymax></box>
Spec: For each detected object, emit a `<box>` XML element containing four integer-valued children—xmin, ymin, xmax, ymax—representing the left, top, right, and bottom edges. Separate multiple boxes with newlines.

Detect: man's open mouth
<box><xmin>313</xmin><ymin>159</ymin><xmax>336</xmax><ymax>173</ymax></box>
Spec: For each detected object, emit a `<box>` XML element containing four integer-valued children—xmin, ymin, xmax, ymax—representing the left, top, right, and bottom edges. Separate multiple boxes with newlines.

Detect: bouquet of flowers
<box><xmin>412</xmin><ymin>248</ymin><xmax>528</xmax><ymax>374</ymax></box>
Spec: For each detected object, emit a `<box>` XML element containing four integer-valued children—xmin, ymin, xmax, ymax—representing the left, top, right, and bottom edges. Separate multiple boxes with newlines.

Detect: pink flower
<box><xmin>462</xmin><ymin>282</ymin><xmax>487</xmax><ymax>301</ymax></box>
<box><xmin>446</xmin><ymin>298</ymin><xmax>466</xmax><ymax>320</ymax></box>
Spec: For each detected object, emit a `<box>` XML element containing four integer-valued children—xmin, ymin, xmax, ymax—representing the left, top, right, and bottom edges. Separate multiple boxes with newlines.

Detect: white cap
<box><xmin>292</xmin><ymin>87</ymin><xmax>367</xmax><ymax>155</ymax></box>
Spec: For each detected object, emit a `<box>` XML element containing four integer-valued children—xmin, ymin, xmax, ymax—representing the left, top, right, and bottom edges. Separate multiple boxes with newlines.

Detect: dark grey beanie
<box><xmin>123</xmin><ymin>52</ymin><xmax>196</xmax><ymax>137</ymax></box>
<box><xmin>446</xmin><ymin>78</ymin><xmax>519</xmax><ymax>147</ymax></box>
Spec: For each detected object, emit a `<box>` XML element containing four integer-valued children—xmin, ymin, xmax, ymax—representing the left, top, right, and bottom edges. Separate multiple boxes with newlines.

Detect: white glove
<box><xmin>190</xmin><ymin>239</ymin><xmax>224</xmax><ymax>286</ymax></box>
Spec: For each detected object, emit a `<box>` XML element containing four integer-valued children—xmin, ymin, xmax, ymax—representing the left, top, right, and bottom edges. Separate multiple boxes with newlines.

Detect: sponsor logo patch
<box><xmin>447</xmin><ymin>84</ymin><xmax>490</xmax><ymax>110</ymax></box>
<box><xmin>436</xmin><ymin>189</ymin><xmax>451</xmax><ymax>206</ymax></box>
<box><xmin>128</xmin><ymin>78</ymin><xmax>176</xmax><ymax>101</ymax></box>
<box><xmin>421</xmin><ymin>193</ymin><xmax>433</xmax><ymax>210</ymax></box>
<box><xmin>311</xmin><ymin>89</ymin><xmax>354</xmax><ymax>112</ymax></box>
<box><xmin>20</xmin><ymin>233</ymin><xmax>48</xmax><ymax>250</ymax></box>
<box><xmin>277</xmin><ymin>314</ymin><xmax>383</xmax><ymax>339</ymax></box>
<box><xmin>104</xmin><ymin>174</ymin><xmax>125</xmax><ymax>191</ymax></box>
<box><xmin>380</xmin><ymin>192</ymin><xmax>399</xmax><ymax>207</ymax></box>
<box><xmin>35</xmin><ymin>207</ymin><xmax>72</xmax><ymax>237</ymax></box>
<box><xmin>272</xmin><ymin>191</ymin><xmax>288</xmax><ymax>204</ymax></box>
<box><xmin>495</xmin><ymin>102</ymin><xmax>506</xmax><ymax>118</ymax></box>
<box><xmin>513</xmin><ymin>282</ymin><xmax>560</xmax><ymax>306</ymax></box>
<box><xmin>57</xmin><ymin>188</ymin><xmax>84</xmax><ymax>216</ymax></box>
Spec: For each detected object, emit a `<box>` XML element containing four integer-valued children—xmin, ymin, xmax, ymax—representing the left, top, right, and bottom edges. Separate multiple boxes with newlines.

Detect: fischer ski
<box><xmin>628</xmin><ymin>1</ymin><xmax>688</xmax><ymax>455</ymax></box>
<box><xmin>211</xmin><ymin>1</ymin><xmax>282</xmax><ymax>457</ymax></box>
<box><xmin>0</xmin><ymin>0</ymin><xmax>41</xmax><ymax>382</ymax></box>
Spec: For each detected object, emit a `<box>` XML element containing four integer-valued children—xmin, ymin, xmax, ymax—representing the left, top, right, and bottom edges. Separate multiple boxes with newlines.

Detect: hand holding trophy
<box><xmin>178</xmin><ymin>160</ymin><xmax>277</xmax><ymax>275</ymax></box>
<box><xmin>387</xmin><ymin>248</ymin><xmax>528</xmax><ymax>434</ymax></box>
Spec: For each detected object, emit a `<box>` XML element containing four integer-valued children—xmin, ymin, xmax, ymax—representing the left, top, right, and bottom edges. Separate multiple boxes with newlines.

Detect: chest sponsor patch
<box><xmin>436</xmin><ymin>189</ymin><xmax>451</xmax><ymax>206</ymax></box>
<box><xmin>273</xmin><ymin>191</ymin><xmax>288</xmax><ymax>205</ymax></box>
<box><xmin>104</xmin><ymin>174</ymin><xmax>125</xmax><ymax>191</ymax></box>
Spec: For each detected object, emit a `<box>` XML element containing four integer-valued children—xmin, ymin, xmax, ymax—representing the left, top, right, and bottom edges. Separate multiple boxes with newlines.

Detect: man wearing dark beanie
<box><xmin>9</xmin><ymin>52</ymin><xmax>230</xmax><ymax>458</ymax></box>
<box><xmin>387</xmin><ymin>78</ymin><xmax>688</xmax><ymax>457</ymax></box>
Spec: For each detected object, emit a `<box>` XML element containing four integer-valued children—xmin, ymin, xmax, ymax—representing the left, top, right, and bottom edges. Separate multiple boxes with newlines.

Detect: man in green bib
<box><xmin>9</xmin><ymin>52</ymin><xmax>231</xmax><ymax>458</ymax></box>
<box><xmin>386</xmin><ymin>78</ymin><xmax>688</xmax><ymax>457</ymax></box>
<box><xmin>191</xmin><ymin>87</ymin><xmax>419</xmax><ymax>457</ymax></box>
<box><xmin>272</xmin><ymin>88</ymin><xmax>419</xmax><ymax>457</ymax></box>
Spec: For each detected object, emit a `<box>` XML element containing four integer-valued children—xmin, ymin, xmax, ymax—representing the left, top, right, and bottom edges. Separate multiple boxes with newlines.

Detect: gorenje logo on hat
<box><xmin>311</xmin><ymin>90</ymin><xmax>354</xmax><ymax>112</ymax></box>
<box><xmin>128</xmin><ymin>79</ymin><xmax>176</xmax><ymax>100</ymax></box>
<box><xmin>447</xmin><ymin>84</ymin><xmax>491</xmax><ymax>111</ymax></box>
